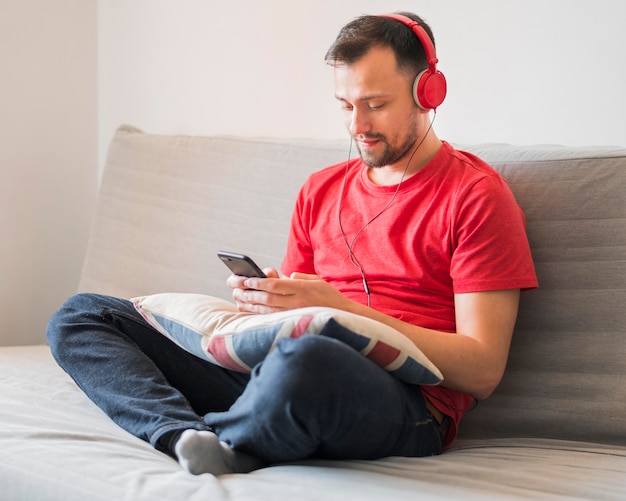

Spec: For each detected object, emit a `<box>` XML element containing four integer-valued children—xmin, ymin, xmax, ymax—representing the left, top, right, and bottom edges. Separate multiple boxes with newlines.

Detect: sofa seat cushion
<box><xmin>2</xmin><ymin>345</ymin><xmax>624</xmax><ymax>501</ymax></box>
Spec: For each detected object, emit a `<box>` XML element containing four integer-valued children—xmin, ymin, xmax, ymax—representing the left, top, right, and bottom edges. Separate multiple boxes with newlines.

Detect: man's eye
<box><xmin>368</xmin><ymin>103</ymin><xmax>385</xmax><ymax>110</ymax></box>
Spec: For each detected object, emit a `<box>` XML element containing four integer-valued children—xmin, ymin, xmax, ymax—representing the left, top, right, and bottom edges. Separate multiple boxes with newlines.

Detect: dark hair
<box><xmin>324</xmin><ymin>12</ymin><xmax>435</xmax><ymax>78</ymax></box>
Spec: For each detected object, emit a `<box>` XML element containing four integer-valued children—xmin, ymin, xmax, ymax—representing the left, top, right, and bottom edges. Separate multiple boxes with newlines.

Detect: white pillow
<box><xmin>132</xmin><ymin>293</ymin><xmax>442</xmax><ymax>385</ymax></box>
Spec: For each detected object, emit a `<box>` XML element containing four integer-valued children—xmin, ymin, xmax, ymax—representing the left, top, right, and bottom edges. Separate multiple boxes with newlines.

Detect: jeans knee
<box><xmin>258</xmin><ymin>335</ymin><xmax>363</xmax><ymax>408</ymax></box>
<box><xmin>272</xmin><ymin>335</ymin><xmax>347</xmax><ymax>378</ymax></box>
<box><xmin>46</xmin><ymin>293</ymin><xmax>106</xmax><ymax>354</ymax></box>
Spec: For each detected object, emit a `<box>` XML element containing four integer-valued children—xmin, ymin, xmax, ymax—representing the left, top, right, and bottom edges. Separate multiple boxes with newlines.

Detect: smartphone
<box><xmin>217</xmin><ymin>251</ymin><xmax>267</xmax><ymax>278</ymax></box>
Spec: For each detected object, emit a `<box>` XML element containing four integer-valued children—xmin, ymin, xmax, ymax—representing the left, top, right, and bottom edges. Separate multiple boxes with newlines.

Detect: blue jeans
<box><xmin>47</xmin><ymin>293</ymin><xmax>444</xmax><ymax>463</ymax></box>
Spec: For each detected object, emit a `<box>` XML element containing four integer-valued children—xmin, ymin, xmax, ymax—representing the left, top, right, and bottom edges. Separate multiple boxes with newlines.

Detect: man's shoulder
<box><xmin>302</xmin><ymin>158</ymin><xmax>361</xmax><ymax>189</ymax></box>
<box><xmin>314</xmin><ymin>158</ymin><xmax>361</xmax><ymax>177</ymax></box>
<box><xmin>439</xmin><ymin>142</ymin><xmax>506</xmax><ymax>185</ymax></box>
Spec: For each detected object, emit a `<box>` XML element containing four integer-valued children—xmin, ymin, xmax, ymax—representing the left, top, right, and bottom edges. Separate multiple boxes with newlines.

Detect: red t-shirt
<box><xmin>281</xmin><ymin>141</ymin><xmax>538</xmax><ymax>448</ymax></box>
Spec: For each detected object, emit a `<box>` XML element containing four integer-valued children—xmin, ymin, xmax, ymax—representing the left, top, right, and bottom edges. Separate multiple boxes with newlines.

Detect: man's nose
<box><xmin>349</xmin><ymin>108</ymin><xmax>371</xmax><ymax>137</ymax></box>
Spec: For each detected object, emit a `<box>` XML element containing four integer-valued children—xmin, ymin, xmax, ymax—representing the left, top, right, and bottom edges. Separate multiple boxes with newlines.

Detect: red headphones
<box><xmin>379</xmin><ymin>14</ymin><xmax>447</xmax><ymax>110</ymax></box>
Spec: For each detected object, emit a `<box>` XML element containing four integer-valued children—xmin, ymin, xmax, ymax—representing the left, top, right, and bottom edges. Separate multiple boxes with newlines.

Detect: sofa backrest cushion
<box><xmin>82</xmin><ymin>126</ymin><xmax>626</xmax><ymax>445</ymax></box>
<box><xmin>80</xmin><ymin>126</ymin><xmax>347</xmax><ymax>300</ymax></box>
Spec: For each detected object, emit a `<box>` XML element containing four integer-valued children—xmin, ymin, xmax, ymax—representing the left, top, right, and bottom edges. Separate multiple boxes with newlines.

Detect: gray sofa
<box><xmin>1</xmin><ymin>125</ymin><xmax>624</xmax><ymax>500</ymax></box>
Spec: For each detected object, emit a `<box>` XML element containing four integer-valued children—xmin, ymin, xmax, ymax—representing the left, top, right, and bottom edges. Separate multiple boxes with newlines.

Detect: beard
<box><xmin>354</xmin><ymin>118</ymin><xmax>420</xmax><ymax>168</ymax></box>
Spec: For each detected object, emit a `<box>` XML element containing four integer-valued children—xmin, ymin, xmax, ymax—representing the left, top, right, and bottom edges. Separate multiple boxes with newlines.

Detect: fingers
<box><xmin>226</xmin><ymin>268</ymin><xmax>280</xmax><ymax>290</ymax></box>
<box><xmin>232</xmin><ymin>287</ymin><xmax>290</xmax><ymax>314</ymax></box>
<box><xmin>263</xmin><ymin>268</ymin><xmax>280</xmax><ymax>279</ymax></box>
<box><xmin>229</xmin><ymin>272</ymin><xmax>335</xmax><ymax>313</ymax></box>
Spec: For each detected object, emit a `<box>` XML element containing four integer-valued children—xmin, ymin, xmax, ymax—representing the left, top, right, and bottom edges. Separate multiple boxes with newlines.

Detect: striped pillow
<box><xmin>132</xmin><ymin>293</ymin><xmax>442</xmax><ymax>386</ymax></box>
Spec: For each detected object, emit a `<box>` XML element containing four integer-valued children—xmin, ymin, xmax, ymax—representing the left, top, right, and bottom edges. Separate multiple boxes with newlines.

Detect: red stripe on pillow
<box><xmin>291</xmin><ymin>315</ymin><xmax>314</xmax><ymax>338</ymax></box>
<box><xmin>366</xmin><ymin>341</ymin><xmax>401</xmax><ymax>368</ymax></box>
<box><xmin>206</xmin><ymin>336</ymin><xmax>248</xmax><ymax>371</ymax></box>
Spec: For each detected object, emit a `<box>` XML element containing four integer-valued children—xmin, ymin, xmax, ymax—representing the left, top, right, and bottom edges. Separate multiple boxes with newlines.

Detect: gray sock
<box><xmin>174</xmin><ymin>429</ymin><xmax>264</xmax><ymax>476</ymax></box>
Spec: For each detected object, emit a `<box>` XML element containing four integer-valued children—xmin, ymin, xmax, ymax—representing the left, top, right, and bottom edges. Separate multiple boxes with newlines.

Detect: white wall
<box><xmin>98</xmin><ymin>0</ymin><xmax>626</xmax><ymax>175</ymax></box>
<box><xmin>0</xmin><ymin>1</ymin><xmax>97</xmax><ymax>346</ymax></box>
<box><xmin>2</xmin><ymin>0</ymin><xmax>623</xmax><ymax>346</ymax></box>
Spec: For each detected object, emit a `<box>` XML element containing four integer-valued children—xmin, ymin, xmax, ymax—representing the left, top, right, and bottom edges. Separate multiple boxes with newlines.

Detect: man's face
<box><xmin>334</xmin><ymin>46</ymin><xmax>421</xmax><ymax>169</ymax></box>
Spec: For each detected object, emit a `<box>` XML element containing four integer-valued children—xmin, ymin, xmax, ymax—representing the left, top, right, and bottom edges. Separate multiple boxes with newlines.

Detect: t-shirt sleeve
<box><xmin>450</xmin><ymin>174</ymin><xmax>538</xmax><ymax>293</ymax></box>
<box><xmin>281</xmin><ymin>183</ymin><xmax>317</xmax><ymax>277</ymax></box>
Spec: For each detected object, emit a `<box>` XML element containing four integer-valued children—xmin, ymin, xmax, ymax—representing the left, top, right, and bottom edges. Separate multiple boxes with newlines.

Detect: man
<box><xmin>47</xmin><ymin>12</ymin><xmax>537</xmax><ymax>476</ymax></box>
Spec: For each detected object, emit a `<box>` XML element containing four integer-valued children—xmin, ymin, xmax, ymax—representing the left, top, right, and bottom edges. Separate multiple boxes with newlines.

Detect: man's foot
<box><xmin>174</xmin><ymin>429</ymin><xmax>264</xmax><ymax>476</ymax></box>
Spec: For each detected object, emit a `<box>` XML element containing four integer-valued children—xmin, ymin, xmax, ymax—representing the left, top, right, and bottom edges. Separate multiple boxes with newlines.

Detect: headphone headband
<box><xmin>378</xmin><ymin>13</ymin><xmax>447</xmax><ymax>110</ymax></box>
<box><xmin>379</xmin><ymin>14</ymin><xmax>439</xmax><ymax>70</ymax></box>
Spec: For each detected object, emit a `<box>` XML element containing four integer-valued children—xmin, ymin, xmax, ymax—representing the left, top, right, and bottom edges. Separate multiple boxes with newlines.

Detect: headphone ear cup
<box><xmin>413</xmin><ymin>69</ymin><xmax>447</xmax><ymax>110</ymax></box>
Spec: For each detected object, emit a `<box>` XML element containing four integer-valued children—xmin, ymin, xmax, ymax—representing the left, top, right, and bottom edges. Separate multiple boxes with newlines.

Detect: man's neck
<box><xmin>367</xmin><ymin>135</ymin><xmax>442</xmax><ymax>186</ymax></box>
